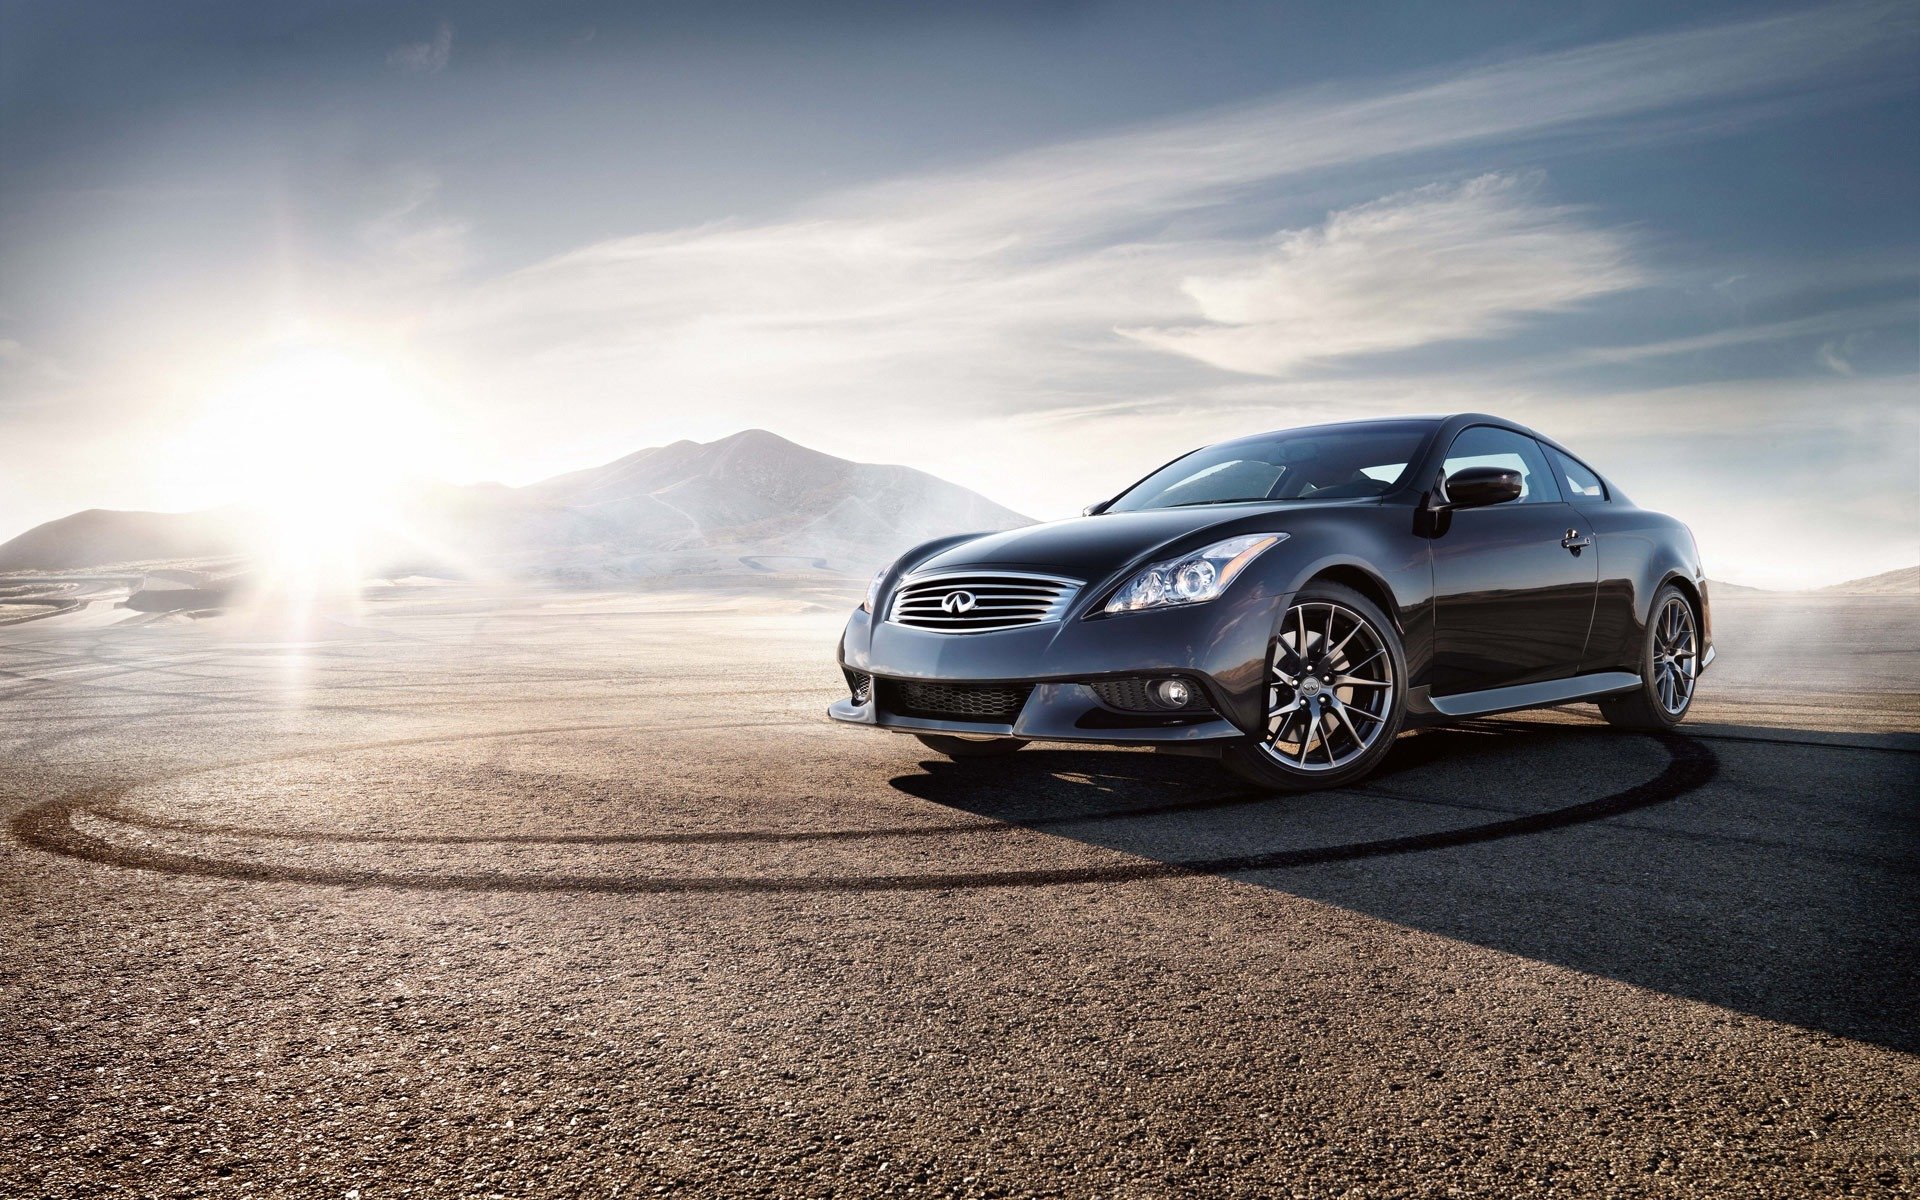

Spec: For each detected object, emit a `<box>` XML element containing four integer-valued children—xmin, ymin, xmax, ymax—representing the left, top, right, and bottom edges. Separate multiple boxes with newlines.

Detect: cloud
<box><xmin>1118</xmin><ymin>175</ymin><xmax>1638</xmax><ymax>376</ymax></box>
<box><xmin>360</xmin><ymin>169</ymin><xmax>472</xmax><ymax>284</ymax></box>
<box><xmin>1565</xmin><ymin>300</ymin><xmax>1912</xmax><ymax>366</ymax></box>
<box><xmin>432</xmin><ymin>171</ymin><xmax>1626</xmax><ymax>424</ymax></box>
<box><xmin>440</xmin><ymin>1</ymin><xmax>1909</xmax><ymax>406</ymax></box>
<box><xmin>388</xmin><ymin>22</ymin><xmax>454</xmax><ymax>74</ymax></box>
<box><xmin>1817</xmin><ymin>332</ymin><xmax>1870</xmax><ymax>375</ymax></box>
<box><xmin>833</xmin><ymin>0</ymin><xmax>1914</xmax><ymax>250</ymax></box>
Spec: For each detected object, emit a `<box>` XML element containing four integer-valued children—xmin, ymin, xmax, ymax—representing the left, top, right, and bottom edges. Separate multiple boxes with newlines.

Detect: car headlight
<box><xmin>1104</xmin><ymin>534</ymin><xmax>1286</xmax><ymax>614</ymax></box>
<box><xmin>861</xmin><ymin>566</ymin><xmax>888</xmax><ymax>614</ymax></box>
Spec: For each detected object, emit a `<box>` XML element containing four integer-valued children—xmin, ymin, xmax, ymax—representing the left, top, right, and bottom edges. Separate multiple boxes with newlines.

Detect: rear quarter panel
<box><xmin>1577</xmin><ymin>501</ymin><xmax>1708</xmax><ymax>673</ymax></box>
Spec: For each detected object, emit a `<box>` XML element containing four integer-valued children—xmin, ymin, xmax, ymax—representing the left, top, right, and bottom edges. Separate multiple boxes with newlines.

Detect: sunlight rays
<box><xmin>168</xmin><ymin>338</ymin><xmax>483</xmax><ymax>632</ymax></box>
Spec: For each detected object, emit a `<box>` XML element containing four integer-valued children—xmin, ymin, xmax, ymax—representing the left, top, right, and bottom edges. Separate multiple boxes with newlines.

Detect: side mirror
<box><xmin>1441</xmin><ymin>466</ymin><xmax>1524</xmax><ymax>510</ymax></box>
<box><xmin>1081</xmin><ymin>499</ymin><xmax>1112</xmax><ymax>517</ymax></box>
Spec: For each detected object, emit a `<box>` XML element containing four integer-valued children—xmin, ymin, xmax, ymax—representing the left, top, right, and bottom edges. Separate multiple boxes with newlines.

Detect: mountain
<box><xmin>421</xmin><ymin>428</ymin><xmax>1032</xmax><ymax>581</ymax></box>
<box><xmin>532</xmin><ymin>428</ymin><xmax>1024</xmax><ymax>555</ymax></box>
<box><xmin>1817</xmin><ymin>565</ymin><xmax>1919</xmax><ymax>596</ymax></box>
<box><xmin>0</xmin><ymin>430</ymin><xmax>1032</xmax><ymax>581</ymax></box>
<box><xmin>0</xmin><ymin>508</ymin><xmax>245</xmax><ymax>573</ymax></box>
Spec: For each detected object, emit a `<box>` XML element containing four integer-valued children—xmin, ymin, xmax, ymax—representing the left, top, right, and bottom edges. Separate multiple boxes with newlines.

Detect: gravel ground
<box><xmin>1</xmin><ymin>588</ymin><xmax>1915</xmax><ymax>1198</ymax></box>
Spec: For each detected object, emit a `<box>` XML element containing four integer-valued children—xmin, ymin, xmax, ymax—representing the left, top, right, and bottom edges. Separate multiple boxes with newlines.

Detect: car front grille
<box><xmin>888</xmin><ymin>572</ymin><xmax>1080</xmax><ymax>633</ymax></box>
<box><xmin>877</xmin><ymin>679</ymin><xmax>1034</xmax><ymax>723</ymax></box>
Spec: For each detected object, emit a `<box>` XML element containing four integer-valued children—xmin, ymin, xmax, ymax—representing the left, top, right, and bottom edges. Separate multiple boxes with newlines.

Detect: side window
<box><xmin>1547</xmin><ymin>445</ymin><xmax>1608</xmax><ymax>501</ymax></box>
<box><xmin>1441</xmin><ymin>426</ymin><xmax>1561</xmax><ymax>505</ymax></box>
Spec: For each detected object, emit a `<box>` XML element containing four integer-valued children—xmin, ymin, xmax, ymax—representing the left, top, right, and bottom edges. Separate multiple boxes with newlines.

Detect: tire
<box><xmin>914</xmin><ymin>734</ymin><xmax>1027</xmax><ymax>758</ymax></box>
<box><xmin>1599</xmin><ymin>583</ymin><xmax>1700</xmax><ymax>730</ymax></box>
<box><xmin>1220</xmin><ymin>581</ymin><xmax>1408</xmax><ymax>792</ymax></box>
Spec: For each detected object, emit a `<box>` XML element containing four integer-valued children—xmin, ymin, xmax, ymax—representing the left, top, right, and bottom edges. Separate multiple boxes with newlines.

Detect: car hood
<box><xmin>912</xmin><ymin>502</ymin><xmax>1345</xmax><ymax>583</ymax></box>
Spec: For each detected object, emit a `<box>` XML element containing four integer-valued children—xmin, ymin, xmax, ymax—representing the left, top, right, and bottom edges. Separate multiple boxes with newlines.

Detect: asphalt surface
<box><xmin>1</xmin><ymin>588</ymin><xmax>1916</xmax><ymax>1198</ymax></box>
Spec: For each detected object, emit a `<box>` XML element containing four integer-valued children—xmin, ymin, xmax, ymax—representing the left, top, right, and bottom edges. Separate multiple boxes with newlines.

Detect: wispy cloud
<box><xmin>1119</xmin><ymin>175</ymin><xmax>1638</xmax><ymax>376</ymax></box>
<box><xmin>1817</xmin><ymin>331</ymin><xmax>1870</xmax><ymax>375</ymax></box>
<box><xmin>834</xmin><ymin>0</ymin><xmax>1913</xmax><ymax>248</ymax></box>
<box><xmin>388</xmin><ymin>22</ymin><xmax>454</xmax><ymax>74</ymax></box>
<box><xmin>360</xmin><ymin>169</ymin><xmax>472</xmax><ymax>284</ymax></box>
<box><xmin>445</xmin><ymin>1</ymin><xmax>1910</xmax><ymax>403</ymax></box>
<box><xmin>1567</xmin><ymin>301</ymin><xmax>1912</xmax><ymax>366</ymax></box>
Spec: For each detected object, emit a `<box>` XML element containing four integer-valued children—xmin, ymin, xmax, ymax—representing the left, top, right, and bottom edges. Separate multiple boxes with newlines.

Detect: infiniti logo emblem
<box><xmin>940</xmin><ymin>590</ymin><xmax>978</xmax><ymax>614</ymax></box>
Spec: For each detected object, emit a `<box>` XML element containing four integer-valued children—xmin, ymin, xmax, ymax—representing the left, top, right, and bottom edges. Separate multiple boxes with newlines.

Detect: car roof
<box><xmin>1228</xmin><ymin>412</ymin><xmax>1566</xmax><ymax>449</ymax></box>
<box><xmin>1232</xmin><ymin>412</ymin><xmax>1519</xmax><ymax>431</ymax></box>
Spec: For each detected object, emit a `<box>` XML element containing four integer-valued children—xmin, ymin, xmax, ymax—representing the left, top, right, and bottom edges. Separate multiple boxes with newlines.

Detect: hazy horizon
<box><xmin>2</xmin><ymin>1</ymin><xmax>1915</xmax><ymax>589</ymax></box>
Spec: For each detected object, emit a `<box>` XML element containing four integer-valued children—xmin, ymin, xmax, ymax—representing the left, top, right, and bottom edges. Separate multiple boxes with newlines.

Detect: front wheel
<box><xmin>1220</xmin><ymin>582</ymin><xmax>1408</xmax><ymax>792</ymax></box>
<box><xmin>914</xmin><ymin>734</ymin><xmax>1027</xmax><ymax>759</ymax></box>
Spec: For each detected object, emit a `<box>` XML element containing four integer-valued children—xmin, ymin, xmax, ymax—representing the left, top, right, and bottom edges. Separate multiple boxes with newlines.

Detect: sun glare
<box><xmin>178</xmin><ymin>342</ymin><xmax>455</xmax><ymax>584</ymax></box>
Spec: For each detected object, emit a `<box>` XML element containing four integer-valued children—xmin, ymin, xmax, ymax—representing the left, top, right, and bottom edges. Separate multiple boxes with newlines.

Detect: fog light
<box><xmin>844</xmin><ymin>669</ymin><xmax>872</xmax><ymax>704</ymax></box>
<box><xmin>1149</xmin><ymin>678</ymin><xmax>1194</xmax><ymax>709</ymax></box>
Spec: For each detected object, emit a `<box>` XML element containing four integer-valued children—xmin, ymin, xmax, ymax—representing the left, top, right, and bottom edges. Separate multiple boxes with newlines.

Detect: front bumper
<box><xmin>828</xmin><ymin>583</ymin><xmax>1284</xmax><ymax>745</ymax></box>
<box><xmin>827</xmin><ymin>685</ymin><xmax>1244</xmax><ymax>745</ymax></box>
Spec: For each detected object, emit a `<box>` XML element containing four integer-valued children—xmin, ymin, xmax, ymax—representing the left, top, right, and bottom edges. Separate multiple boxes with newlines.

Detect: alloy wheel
<box><xmin>1652</xmin><ymin>595</ymin><xmax>1699</xmax><ymax>714</ymax></box>
<box><xmin>1259</xmin><ymin>600</ymin><xmax>1396</xmax><ymax>772</ymax></box>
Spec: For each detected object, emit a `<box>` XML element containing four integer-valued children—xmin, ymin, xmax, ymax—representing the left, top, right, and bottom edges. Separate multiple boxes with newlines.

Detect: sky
<box><xmin>0</xmin><ymin>0</ymin><xmax>1915</xmax><ymax>589</ymax></box>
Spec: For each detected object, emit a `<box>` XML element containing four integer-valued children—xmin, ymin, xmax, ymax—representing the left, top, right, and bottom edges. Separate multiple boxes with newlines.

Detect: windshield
<box><xmin>1106</xmin><ymin>422</ymin><xmax>1434</xmax><ymax>512</ymax></box>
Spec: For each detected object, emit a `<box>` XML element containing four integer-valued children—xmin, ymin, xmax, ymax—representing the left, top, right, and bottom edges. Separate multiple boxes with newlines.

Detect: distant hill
<box><xmin>1817</xmin><ymin>565</ymin><xmax>1919</xmax><ymax>596</ymax></box>
<box><xmin>0</xmin><ymin>508</ymin><xmax>245</xmax><ymax>573</ymax></box>
<box><xmin>1706</xmin><ymin>579</ymin><xmax>1768</xmax><ymax>595</ymax></box>
<box><xmin>0</xmin><ymin>430</ymin><xmax>1031</xmax><ymax>581</ymax></box>
<box><xmin>441</xmin><ymin>428</ymin><xmax>1032</xmax><ymax>581</ymax></box>
<box><xmin>532</xmin><ymin>428</ymin><xmax>1024</xmax><ymax>554</ymax></box>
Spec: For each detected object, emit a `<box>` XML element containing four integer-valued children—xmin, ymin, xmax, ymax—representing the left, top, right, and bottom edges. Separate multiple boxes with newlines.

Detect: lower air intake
<box><xmin>878</xmin><ymin>679</ymin><xmax>1034</xmax><ymax>723</ymax></box>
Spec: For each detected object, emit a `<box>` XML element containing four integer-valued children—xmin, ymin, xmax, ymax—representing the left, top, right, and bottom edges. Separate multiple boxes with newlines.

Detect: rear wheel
<box><xmin>1599</xmin><ymin>583</ymin><xmax>1699</xmax><ymax>730</ymax></box>
<box><xmin>1221</xmin><ymin>582</ymin><xmax>1407</xmax><ymax>792</ymax></box>
<box><xmin>914</xmin><ymin>734</ymin><xmax>1026</xmax><ymax>758</ymax></box>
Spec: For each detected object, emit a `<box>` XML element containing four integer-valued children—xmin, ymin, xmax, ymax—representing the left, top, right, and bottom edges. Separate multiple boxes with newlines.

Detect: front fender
<box><xmin>1222</xmin><ymin>510</ymin><xmax>1434</xmax><ymax>681</ymax></box>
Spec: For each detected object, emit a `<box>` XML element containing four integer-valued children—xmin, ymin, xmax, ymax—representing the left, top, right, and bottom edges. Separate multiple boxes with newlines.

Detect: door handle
<box><xmin>1561</xmin><ymin>529</ymin><xmax>1592</xmax><ymax>553</ymax></box>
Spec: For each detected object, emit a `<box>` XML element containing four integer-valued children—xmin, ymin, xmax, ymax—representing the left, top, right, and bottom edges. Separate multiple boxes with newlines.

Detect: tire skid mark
<box><xmin>7</xmin><ymin>715</ymin><xmax>816</xmax><ymax>815</ymax></box>
<box><xmin>10</xmin><ymin>728</ymin><xmax>1718</xmax><ymax>895</ymax></box>
<box><xmin>1469</xmin><ymin>715</ymin><xmax>1918</xmax><ymax>756</ymax></box>
<box><xmin>40</xmin><ymin>724</ymin><xmax>1516</xmax><ymax>847</ymax></box>
<box><xmin>89</xmin><ymin>783</ymin><xmax>1292</xmax><ymax>847</ymax></box>
<box><xmin>89</xmin><ymin>774</ymin><xmax>1525</xmax><ymax>847</ymax></box>
<box><xmin>1672</xmin><ymin>730</ymin><xmax>1920</xmax><ymax>756</ymax></box>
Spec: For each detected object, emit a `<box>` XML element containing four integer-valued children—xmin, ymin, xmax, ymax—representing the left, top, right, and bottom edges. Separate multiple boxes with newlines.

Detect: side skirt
<box><xmin>1409</xmin><ymin>671</ymin><xmax>1641</xmax><ymax>719</ymax></box>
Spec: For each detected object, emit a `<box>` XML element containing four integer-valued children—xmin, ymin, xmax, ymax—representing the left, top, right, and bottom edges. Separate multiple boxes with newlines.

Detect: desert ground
<box><xmin>1</xmin><ymin>584</ymin><xmax>1915</xmax><ymax>1197</ymax></box>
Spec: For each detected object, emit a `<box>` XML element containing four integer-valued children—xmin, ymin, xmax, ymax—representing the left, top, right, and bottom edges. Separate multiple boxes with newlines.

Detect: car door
<box><xmin>1541</xmin><ymin>442</ymin><xmax>1634</xmax><ymax>675</ymax></box>
<box><xmin>1427</xmin><ymin>425</ymin><xmax>1599</xmax><ymax>696</ymax></box>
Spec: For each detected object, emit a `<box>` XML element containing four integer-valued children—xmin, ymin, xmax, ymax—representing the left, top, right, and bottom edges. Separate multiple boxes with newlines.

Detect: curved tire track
<box><xmin>10</xmin><ymin>726</ymin><xmax>1718</xmax><ymax>894</ymax></box>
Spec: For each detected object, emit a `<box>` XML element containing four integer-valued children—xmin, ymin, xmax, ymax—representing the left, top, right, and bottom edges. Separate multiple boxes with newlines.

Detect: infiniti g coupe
<box><xmin>830</xmin><ymin>414</ymin><xmax>1713</xmax><ymax>790</ymax></box>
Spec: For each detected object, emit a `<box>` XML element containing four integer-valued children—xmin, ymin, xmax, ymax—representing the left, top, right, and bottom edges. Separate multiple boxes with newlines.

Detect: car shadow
<box><xmin>890</xmin><ymin>719</ymin><xmax>1920</xmax><ymax>1055</ymax></box>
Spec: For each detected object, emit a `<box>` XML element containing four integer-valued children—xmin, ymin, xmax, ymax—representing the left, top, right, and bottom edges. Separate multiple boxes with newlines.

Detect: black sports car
<box><xmin>830</xmin><ymin>414</ymin><xmax>1714</xmax><ymax>790</ymax></box>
